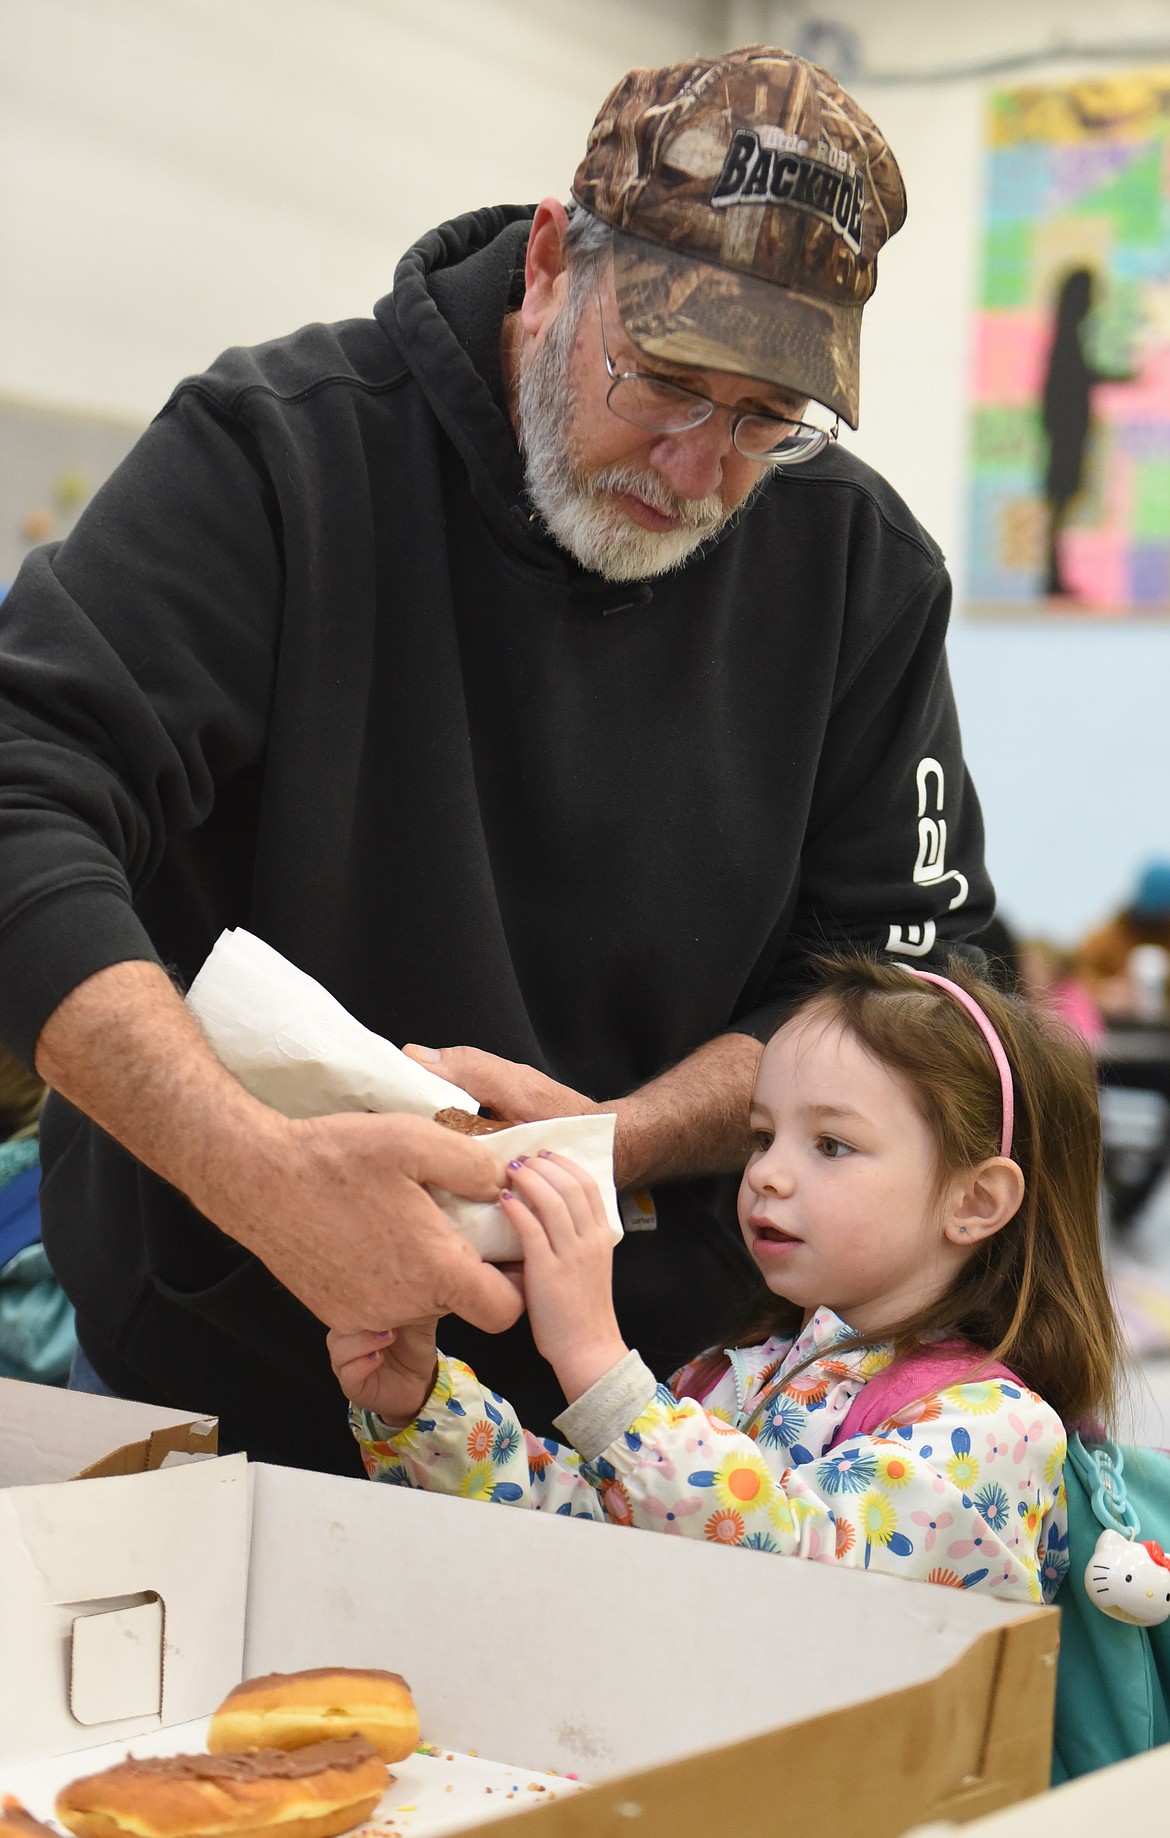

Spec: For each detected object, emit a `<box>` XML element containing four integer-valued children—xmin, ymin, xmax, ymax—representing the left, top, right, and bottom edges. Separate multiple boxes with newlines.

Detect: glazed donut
<box><xmin>208</xmin><ymin>1669</ymin><xmax>419</xmax><ymax>1765</ymax></box>
<box><xmin>55</xmin><ymin>1736</ymin><xmax>387</xmax><ymax>1838</ymax></box>
<box><xmin>1</xmin><ymin>1800</ymin><xmax>59</xmax><ymax>1838</ymax></box>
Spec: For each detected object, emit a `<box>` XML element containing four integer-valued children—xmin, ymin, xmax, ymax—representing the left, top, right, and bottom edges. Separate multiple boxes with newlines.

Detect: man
<box><xmin>0</xmin><ymin>48</ymin><xmax>991</xmax><ymax>1472</ymax></box>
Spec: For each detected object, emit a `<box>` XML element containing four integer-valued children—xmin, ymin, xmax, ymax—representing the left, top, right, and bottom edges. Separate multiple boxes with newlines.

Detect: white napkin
<box><xmin>186</xmin><ymin>927</ymin><xmax>477</xmax><ymax>1118</ymax></box>
<box><xmin>433</xmin><ymin>1112</ymin><xmax>621</xmax><ymax>1261</ymax></box>
<box><xmin>186</xmin><ymin>928</ymin><xmax>623</xmax><ymax>1261</ymax></box>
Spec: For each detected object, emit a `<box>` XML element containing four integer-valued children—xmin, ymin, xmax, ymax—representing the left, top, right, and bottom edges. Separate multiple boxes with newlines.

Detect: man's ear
<box><xmin>520</xmin><ymin>198</ymin><xmax>571</xmax><ymax>336</ymax></box>
<box><xmin>942</xmin><ymin>1157</ymin><xmax>1025</xmax><ymax>1248</ymax></box>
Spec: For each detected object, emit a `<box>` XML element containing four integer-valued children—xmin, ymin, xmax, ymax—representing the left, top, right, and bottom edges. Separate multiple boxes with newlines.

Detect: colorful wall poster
<box><xmin>968</xmin><ymin>70</ymin><xmax>1170</xmax><ymax>617</ymax></box>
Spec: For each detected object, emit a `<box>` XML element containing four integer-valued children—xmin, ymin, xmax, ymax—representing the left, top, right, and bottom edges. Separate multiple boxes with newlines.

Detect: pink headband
<box><xmin>902</xmin><ymin>967</ymin><xmax>1015</xmax><ymax>1159</ymax></box>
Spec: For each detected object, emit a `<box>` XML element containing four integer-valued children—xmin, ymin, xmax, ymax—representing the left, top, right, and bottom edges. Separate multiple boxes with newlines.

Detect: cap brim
<box><xmin>610</xmin><ymin>229</ymin><xmax>861</xmax><ymax>428</ymax></box>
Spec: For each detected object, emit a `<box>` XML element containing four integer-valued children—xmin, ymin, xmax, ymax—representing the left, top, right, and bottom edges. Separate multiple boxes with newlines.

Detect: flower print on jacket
<box><xmin>754</xmin><ymin>1394</ymin><xmax>809</xmax><ymax>1451</ymax></box>
<box><xmin>1039</xmin><ymin>1519</ymin><xmax>1071</xmax><ymax>1594</ymax></box>
<box><xmin>910</xmin><ymin>1507</ymin><xmax>954</xmax><ymax>1551</ymax></box>
<box><xmin>944</xmin><ymin>1427</ymin><xmax>980</xmax><ymax>1491</ymax></box>
<box><xmin>349</xmin><ymin>1309</ymin><xmax>1066</xmax><ymax>1607</ymax></box>
<box><xmin>815</xmin><ymin>1446</ymin><xmax>878</xmax><ymax>1494</ymax></box>
<box><xmin>1009</xmin><ymin>1413</ymin><xmax>1046</xmax><ymax>1465</ymax></box>
<box><xmin>972</xmin><ymin>1481</ymin><xmax>1011</xmax><ymax>1533</ymax></box>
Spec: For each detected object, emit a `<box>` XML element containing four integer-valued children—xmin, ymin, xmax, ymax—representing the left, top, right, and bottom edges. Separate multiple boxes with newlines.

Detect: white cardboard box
<box><xmin>0</xmin><ymin>1379</ymin><xmax>1061</xmax><ymax>1837</ymax></box>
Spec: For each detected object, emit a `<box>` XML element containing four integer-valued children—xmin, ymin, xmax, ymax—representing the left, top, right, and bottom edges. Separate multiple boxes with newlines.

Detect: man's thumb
<box><xmin>403</xmin><ymin>1042</ymin><xmax>444</xmax><ymax>1067</ymax></box>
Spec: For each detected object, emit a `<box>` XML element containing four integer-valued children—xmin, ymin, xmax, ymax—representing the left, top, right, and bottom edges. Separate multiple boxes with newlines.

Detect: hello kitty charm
<box><xmin>1085</xmin><ymin>1528</ymin><xmax>1170</xmax><ymax>1625</ymax></box>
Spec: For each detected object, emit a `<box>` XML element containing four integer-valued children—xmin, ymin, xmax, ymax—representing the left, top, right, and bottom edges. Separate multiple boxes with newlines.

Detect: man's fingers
<box><xmin>385</xmin><ymin>1114</ymin><xmax>504</xmax><ymax>1202</ymax></box>
<box><xmin>445</xmin><ymin>1253</ymin><xmax>528</xmax><ymax>1334</ymax></box>
<box><xmin>414</xmin><ymin>1044</ymin><xmax>518</xmax><ymax>1112</ymax></box>
<box><xmin>497</xmin><ymin>1262</ymin><xmax>527</xmax><ymax>1306</ymax></box>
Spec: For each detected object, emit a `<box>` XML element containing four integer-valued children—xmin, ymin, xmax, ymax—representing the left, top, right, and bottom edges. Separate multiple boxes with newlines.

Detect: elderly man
<box><xmin>0</xmin><ymin>47</ymin><xmax>991</xmax><ymax>1471</ymax></box>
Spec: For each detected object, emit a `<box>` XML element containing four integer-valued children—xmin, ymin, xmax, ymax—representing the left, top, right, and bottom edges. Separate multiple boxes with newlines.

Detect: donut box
<box><xmin>905</xmin><ymin>1743</ymin><xmax>1170</xmax><ymax>1838</ymax></box>
<box><xmin>0</xmin><ymin>1378</ymin><xmax>1060</xmax><ymax>1838</ymax></box>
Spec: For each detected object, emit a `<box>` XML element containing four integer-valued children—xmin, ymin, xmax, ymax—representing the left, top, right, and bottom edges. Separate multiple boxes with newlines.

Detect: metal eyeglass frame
<box><xmin>596</xmin><ymin>292</ymin><xmax>840</xmax><ymax>467</ymax></box>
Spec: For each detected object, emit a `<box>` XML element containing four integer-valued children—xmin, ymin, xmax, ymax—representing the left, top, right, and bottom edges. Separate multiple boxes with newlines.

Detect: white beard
<box><xmin>515</xmin><ymin>302</ymin><xmax>735</xmax><ymax>584</ymax></box>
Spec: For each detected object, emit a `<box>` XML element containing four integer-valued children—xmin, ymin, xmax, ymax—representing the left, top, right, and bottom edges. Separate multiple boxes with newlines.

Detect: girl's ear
<box><xmin>943</xmin><ymin>1157</ymin><xmax>1025</xmax><ymax>1248</ymax></box>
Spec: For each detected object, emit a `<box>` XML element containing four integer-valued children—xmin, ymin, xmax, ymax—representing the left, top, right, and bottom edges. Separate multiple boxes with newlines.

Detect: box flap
<box><xmin>70</xmin><ymin>1597</ymin><xmax>164</xmax><ymax>1725</ymax></box>
<box><xmin>0</xmin><ymin>1452</ymin><xmax>250</xmax><ymax>1766</ymax></box>
<box><xmin>75</xmin><ymin>1419</ymin><xmax>218</xmax><ymax>1480</ymax></box>
<box><xmin>0</xmin><ymin>1377</ymin><xmax>216</xmax><ymax>1486</ymax></box>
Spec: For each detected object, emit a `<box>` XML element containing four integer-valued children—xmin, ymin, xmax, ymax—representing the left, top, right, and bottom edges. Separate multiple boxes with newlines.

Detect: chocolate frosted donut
<box><xmin>433</xmin><ymin>1107</ymin><xmax>511</xmax><ymax>1136</ymax></box>
<box><xmin>208</xmin><ymin>1668</ymin><xmax>419</xmax><ymax>1765</ymax></box>
<box><xmin>55</xmin><ymin>1735</ymin><xmax>387</xmax><ymax>1838</ymax></box>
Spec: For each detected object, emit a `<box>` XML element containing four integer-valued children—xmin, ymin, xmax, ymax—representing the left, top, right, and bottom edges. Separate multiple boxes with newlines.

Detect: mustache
<box><xmin>582</xmin><ymin>465</ymin><xmax>724</xmax><ymax>531</ymax></box>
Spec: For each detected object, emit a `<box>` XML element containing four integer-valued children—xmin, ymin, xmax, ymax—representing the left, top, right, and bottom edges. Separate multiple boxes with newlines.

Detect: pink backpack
<box><xmin>829</xmin><ymin>1344</ymin><xmax>1021</xmax><ymax>1446</ymax></box>
<box><xmin>689</xmin><ymin>1341</ymin><xmax>1021</xmax><ymax>1443</ymax></box>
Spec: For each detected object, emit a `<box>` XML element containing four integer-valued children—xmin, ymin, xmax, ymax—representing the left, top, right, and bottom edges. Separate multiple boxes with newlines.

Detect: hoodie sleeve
<box><xmin>730</xmin><ymin>562</ymin><xmax>993</xmax><ymax>1042</ymax></box>
<box><xmin>0</xmin><ymin>386</ymin><xmax>283</xmax><ymax>1065</ymax></box>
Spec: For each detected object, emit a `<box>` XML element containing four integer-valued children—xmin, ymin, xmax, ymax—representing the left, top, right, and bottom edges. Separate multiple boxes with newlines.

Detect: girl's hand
<box><xmin>499</xmin><ymin>1152</ymin><xmax>628</xmax><ymax>1404</ymax></box>
<box><xmin>327</xmin><ymin>1318</ymin><xmax>439</xmax><ymax>1426</ymax></box>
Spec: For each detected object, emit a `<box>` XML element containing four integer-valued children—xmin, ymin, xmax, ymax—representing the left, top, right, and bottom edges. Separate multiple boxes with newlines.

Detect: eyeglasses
<box><xmin>597</xmin><ymin>294</ymin><xmax>839</xmax><ymax>467</ymax></box>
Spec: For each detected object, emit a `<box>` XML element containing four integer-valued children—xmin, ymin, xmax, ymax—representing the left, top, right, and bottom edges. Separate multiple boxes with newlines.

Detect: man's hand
<box><xmin>404</xmin><ymin>1034</ymin><xmax>761</xmax><ymax>1189</ymax></box>
<box><xmin>35</xmin><ymin>963</ymin><xmax>524</xmax><ymax>1338</ymax></box>
<box><xmin>498</xmin><ymin>1151</ymin><xmax>627</xmax><ymax>1404</ymax></box>
<box><xmin>403</xmin><ymin>1042</ymin><xmax>599</xmax><ymax>1127</ymax></box>
<box><xmin>234</xmin><ymin>1111</ymin><xmax>524</xmax><ymax>1334</ymax></box>
<box><xmin>327</xmin><ymin>1318</ymin><xmax>440</xmax><ymax>1425</ymax></box>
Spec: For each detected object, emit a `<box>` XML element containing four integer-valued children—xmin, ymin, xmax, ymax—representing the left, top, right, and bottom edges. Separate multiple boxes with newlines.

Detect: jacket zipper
<box><xmin>728</xmin><ymin>1347</ymin><xmax>753</xmax><ymax>1429</ymax></box>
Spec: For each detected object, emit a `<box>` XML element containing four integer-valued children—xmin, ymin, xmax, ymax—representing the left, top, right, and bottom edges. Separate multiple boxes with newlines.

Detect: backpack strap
<box><xmin>830</xmin><ymin>1344</ymin><xmax>1021</xmax><ymax>1448</ymax></box>
<box><xmin>675</xmin><ymin>1350</ymin><xmax>732</xmax><ymax>1405</ymax></box>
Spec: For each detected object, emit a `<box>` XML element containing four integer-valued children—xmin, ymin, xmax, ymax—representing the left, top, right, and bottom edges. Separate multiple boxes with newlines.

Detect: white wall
<box><xmin>1</xmin><ymin>0</ymin><xmax>716</xmax><ymax>418</ymax></box>
<box><xmin>767</xmin><ymin>1</ymin><xmax>1170</xmax><ymax>942</ymax></box>
<box><xmin>5</xmin><ymin>0</ymin><xmax>1170</xmax><ymax>942</ymax></box>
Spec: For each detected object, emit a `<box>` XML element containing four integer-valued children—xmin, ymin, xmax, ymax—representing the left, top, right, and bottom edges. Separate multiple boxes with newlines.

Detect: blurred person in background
<box><xmin>0</xmin><ymin>47</ymin><xmax>993</xmax><ymax>1471</ymax></box>
<box><xmin>1017</xmin><ymin>937</ymin><xmax>1104</xmax><ymax>1045</ymax></box>
<box><xmin>0</xmin><ymin>1047</ymin><xmax>75</xmax><ymax>1384</ymax></box>
<box><xmin>1075</xmin><ymin>860</ymin><xmax>1170</xmax><ymax>1020</ymax></box>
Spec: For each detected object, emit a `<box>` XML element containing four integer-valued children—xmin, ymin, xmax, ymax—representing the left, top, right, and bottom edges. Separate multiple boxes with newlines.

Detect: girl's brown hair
<box><xmin>740</xmin><ymin>952</ymin><xmax>1122</xmax><ymax>1427</ymax></box>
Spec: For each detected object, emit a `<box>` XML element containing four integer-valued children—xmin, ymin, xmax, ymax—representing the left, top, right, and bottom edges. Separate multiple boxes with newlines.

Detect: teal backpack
<box><xmin>842</xmin><ymin>1350</ymin><xmax>1170</xmax><ymax>1781</ymax></box>
<box><xmin>1052</xmin><ymin>1433</ymin><xmax>1170</xmax><ymax>1781</ymax></box>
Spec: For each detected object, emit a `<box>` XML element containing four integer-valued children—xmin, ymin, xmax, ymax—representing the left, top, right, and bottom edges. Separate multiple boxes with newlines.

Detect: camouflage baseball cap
<box><xmin>571</xmin><ymin>46</ymin><xmax>907</xmax><ymax>427</ymax></box>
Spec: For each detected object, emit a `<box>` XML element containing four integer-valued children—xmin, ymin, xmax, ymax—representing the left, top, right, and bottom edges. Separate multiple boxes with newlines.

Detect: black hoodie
<box><xmin>0</xmin><ymin>207</ymin><xmax>991</xmax><ymax>1470</ymax></box>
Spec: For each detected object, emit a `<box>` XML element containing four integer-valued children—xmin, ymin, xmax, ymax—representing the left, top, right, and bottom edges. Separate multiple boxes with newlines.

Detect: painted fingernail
<box><xmin>375</xmin><ymin>1330</ymin><xmax>392</xmax><ymax>1341</ymax></box>
<box><xmin>507</xmin><ymin>1157</ymin><xmax>528</xmax><ymax>1170</ymax></box>
<box><xmin>538</xmin><ymin>1149</ymin><xmax>553</xmax><ymax>1158</ymax></box>
<box><xmin>500</xmin><ymin>1189</ymin><xmax>514</xmax><ymax>1202</ymax></box>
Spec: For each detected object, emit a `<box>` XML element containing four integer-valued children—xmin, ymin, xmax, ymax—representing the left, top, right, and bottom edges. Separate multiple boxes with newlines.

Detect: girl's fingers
<box><xmin>326</xmin><ymin>1327</ymin><xmax>393</xmax><ymax>1372</ymax></box>
<box><xmin>509</xmin><ymin>1152</ymin><xmax>608</xmax><ymax>1239</ymax></box>
<box><xmin>335</xmin><ymin>1346</ymin><xmax>386</xmax><ymax>1399</ymax></box>
<box><xmin>499</xmin><ymin>1187</ymin><xmax>556</xmax><ymax>1257</ymax></box>
<box><xmin>503</xmin><ymin>1158</ymin><xmax>581</xmax><ymax>1249</ymax></box>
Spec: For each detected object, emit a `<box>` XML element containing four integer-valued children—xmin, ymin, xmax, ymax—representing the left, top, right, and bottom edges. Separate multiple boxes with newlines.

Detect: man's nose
<box><xmin>648</xmin><ymin>415</ymin><xmax>732</xmax><ymax>500</ymax></box>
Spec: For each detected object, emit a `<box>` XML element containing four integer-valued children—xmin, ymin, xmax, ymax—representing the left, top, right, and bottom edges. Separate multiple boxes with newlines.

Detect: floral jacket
<box><xmin>351</xmin><ymin>1307</ymin><xmax>1068</xmax><ymax>1605</ymax></box>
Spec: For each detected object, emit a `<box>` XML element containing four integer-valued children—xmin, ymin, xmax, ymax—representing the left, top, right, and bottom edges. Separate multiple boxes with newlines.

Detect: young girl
<box><xmin>329</xmin><ymin>954</ymin><xmax>1121</xmax><ymax>1605</ymax></box>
